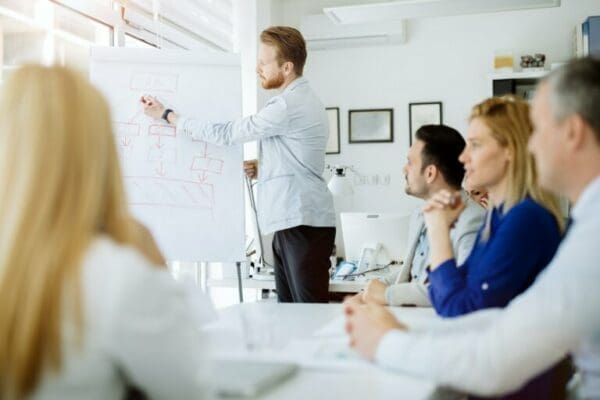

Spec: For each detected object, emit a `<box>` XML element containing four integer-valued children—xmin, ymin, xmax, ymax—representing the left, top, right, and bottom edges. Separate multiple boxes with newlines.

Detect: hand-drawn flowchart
<box><xmin>115</xmin><ymin>71</ymin><xmax>227</xmax><ymax>218</ymax></box>
<box><xmin>90</xmin><ymin>48</ymin><xmax>245</xmax><ymax>262</ymax></box>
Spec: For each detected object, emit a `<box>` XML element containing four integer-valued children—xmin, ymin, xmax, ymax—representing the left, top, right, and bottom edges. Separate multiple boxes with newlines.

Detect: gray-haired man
<box><xmin>346</xmin><ymin>57</ymin><xmax>600</xmax><ymax>399</ymax></box>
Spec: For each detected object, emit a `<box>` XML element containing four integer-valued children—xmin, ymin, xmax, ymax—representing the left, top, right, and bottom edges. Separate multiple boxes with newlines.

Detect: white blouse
<box><xmin>32</xmin><ymin>236</ymin><xmax>210</xmax><ymax>400</ymax></box>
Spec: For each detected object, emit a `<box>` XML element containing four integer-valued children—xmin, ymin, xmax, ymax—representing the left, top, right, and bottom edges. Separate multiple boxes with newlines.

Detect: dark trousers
<box><xmin>272</xmin><ymin>225</ymin><xmax>335</xmax><ymax>303</ymax></box>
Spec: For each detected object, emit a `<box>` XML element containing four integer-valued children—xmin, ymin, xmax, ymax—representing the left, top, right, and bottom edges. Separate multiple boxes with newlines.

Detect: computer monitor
<box><xmin>341</xmin><ymin>213</ymin><xmax>411</xmax><ymax>270</ymax></box>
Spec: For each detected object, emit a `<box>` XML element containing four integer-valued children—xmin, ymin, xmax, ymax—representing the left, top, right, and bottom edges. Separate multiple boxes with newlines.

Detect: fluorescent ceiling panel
<box><xmin>324</xmin><ymin>0</ymin><xmax>561</xmax><ymax>24</ymax></box>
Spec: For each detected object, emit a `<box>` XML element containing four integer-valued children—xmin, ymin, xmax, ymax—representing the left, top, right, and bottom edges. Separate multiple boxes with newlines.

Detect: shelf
<box><xmin>489</xmin><ymin>69</ymin><xmax>549</xmax><ymax>80</ymax></box>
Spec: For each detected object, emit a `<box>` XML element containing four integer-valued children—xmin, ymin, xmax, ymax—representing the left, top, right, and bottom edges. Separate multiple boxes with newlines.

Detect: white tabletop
<box><xmin>207</xmin><ymin>277</ymin><xmax>368</xmax><ymax>293</ymax></box>
<box><xmin>203</xmin><ymin>303</ymin><xmax>439</xmax><ymax>399</ymax></box>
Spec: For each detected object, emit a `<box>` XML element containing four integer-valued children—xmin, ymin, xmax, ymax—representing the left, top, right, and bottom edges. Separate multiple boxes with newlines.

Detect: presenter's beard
<box><xmin>260</xmin><ymin>72</ymin><xmax>285</xmax><ymax>89</ymax></box>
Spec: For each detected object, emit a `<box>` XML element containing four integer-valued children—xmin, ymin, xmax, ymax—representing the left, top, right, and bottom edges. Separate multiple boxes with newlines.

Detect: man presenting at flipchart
<box><xmin>140</xmin><ymin>26</ymin><xmax>336</xmax><ymax>303</ymax></box>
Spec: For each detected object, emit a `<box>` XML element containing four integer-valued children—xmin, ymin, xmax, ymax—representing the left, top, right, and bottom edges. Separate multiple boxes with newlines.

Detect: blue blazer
<box><xmin>428</xmin><ymin>197</ymin><xmax>561</xmax><ymax>318</ymax></box>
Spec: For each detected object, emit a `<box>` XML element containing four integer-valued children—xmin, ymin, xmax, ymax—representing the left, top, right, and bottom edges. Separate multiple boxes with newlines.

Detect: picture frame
<box><xmin>408</xmin><ymin>102</ymin><xmax>443</xmax><ymax>145</ymax></box>
<box><xmin>325</xmin><ymin>107</ymin><xmax>341</xmax><ymax>154</ymax></box>
<box><xmin>348</xmin><ymin>108</ymin><xmax>394</xmax><ymax>143</ymax></box>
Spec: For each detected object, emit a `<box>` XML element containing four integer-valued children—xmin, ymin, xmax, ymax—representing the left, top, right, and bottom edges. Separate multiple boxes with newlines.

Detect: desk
<box><xmin>203</xmin><ymin>303</ymin><xmax>438</xmax><ymax>399</ymax></box>
<box><xmin>207</xmin><ymin>276</ymin><xmax>367</xmax><ymax>294</ymax></box>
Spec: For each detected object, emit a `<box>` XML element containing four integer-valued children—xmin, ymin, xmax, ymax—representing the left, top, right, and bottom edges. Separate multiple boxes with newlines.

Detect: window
<box><xmin>120</xmin><ymin>0</ymin><xmax>234</xmax><ymax>51</ymax></box>
<box><xmin>53</xmin><ymin>4</ymin><xmax>112</xmax><ymax>72</ymax></box>
<box><xmin>124</xmin><ymin>33</ymin><xmax>155</xmax><ymax>48</ymax></box>
<box><xmin>1</xmin><ymin>0</ymin><xmax>233</xmax><ymax>77</ymax></box>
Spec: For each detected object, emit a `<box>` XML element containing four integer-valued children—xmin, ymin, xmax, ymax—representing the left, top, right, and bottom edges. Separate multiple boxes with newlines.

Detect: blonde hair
<box><xmin>0</xmin><ymin>65</ymin><xmax>159</xmax><ymax>398</ymax></box>
<box><xmin>470</xmin><ymin>96</ymin><xmax>565</xmax><ymax>238</ymax></box>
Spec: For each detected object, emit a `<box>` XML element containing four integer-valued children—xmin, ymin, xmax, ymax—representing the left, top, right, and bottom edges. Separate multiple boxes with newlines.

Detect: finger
<box><xmin>426</xmin><ymin>199</ymin><xmax>448</xmax><ymax>210</ymax></box>
<box><xmin>345</xmin><ymin>321</ymin><xmax>353</xmax><ymax>334</ymax></box>
<box><xmin>438</xmin><ymin>189</ymin><xmax>452</xmax><ymax>199</ymax></box>
<box><xmin>430</xmin><ymin>198</ymin><xmax>448</xmax><ymax>207</ymax></box>
<box><xmin>424</xmin><ymin>196</ymin><xmax>447</xmax><ymax>209</ymax></box>
<box><xmin>344</xmin><ymin>297</ymin><xmax>360</xmax><ymax>313</ymax></box>
<box><xmin>422</xmin><ymin>203</ymin><xmax>434</xmax><ymax>212</ymax></box>
<box><xmin>348</xmin><ymin>294</ymin><xmax>364</xmax><ymax>308</ymax></box>
<box><xmin>367</xmin><ymin>302</ymin><xmax>391</xmax><ymax>318</ymax></box>
<box><xmin>344</xmin><ymin>294</ymin><xmax>357</xmax><ymax>304</ymax></box>
<box><xmin>432</xmin><ymin>192</ymin><xmax>452</xmax><ymax>205</ymax></box>
<box><xmin>364</xmin><ymin>297</ymin><xmax>384</xmax><ymax>309</ymax></box>
<box><xmin>343</xmin><ymin>303</ymin><xmax>354</xmax><ymax>316</ymax></box>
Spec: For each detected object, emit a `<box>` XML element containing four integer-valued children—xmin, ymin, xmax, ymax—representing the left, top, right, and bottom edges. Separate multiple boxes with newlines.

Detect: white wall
<box><xmin>273</xmin><ymin>0</ymin><xmax>599</xmax><ymax>218</ymax></box>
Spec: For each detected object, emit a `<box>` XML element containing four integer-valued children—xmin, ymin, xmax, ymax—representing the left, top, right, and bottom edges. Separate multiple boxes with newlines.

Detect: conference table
<box><xmin>202</xmin><ymin>303</ymin><xmax>442</xmax><ymax>399</ymax></box>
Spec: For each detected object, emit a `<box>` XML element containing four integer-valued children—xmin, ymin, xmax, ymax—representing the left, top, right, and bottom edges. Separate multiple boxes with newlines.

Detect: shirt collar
<box><xmin>571</xmin><ymin>176</ymin><xmax>600</xmax><ymax>222</ymax></box>
<box><xmin>283</xmin><ymin>76</ymin><xmax>307</xmax><ymax>94</ymax></box>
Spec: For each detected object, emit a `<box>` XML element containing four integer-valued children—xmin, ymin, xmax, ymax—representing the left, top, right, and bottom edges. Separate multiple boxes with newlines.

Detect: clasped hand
<box><xmin>422</xmin><ymin>190</ymin><xmax>466</xmax><ymax>233</ymax></box>
<box><xmin>344</xmin><ymin>295</ymin><xmax>407</xmax><ymax>360</ymax></box>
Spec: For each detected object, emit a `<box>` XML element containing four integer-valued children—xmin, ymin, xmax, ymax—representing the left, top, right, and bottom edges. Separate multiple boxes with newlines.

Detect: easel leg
<box><xmin>236</xmin><ymin>262</ymin><xmax>244</xmax><ymax>303</ymax></box>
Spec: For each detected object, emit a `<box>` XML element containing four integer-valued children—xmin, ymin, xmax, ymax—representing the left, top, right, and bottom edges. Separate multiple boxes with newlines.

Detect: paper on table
<box><xmin>284</xmin><ymin>337</ymin><xmax>375</xmax><ymax>371</ymax></box>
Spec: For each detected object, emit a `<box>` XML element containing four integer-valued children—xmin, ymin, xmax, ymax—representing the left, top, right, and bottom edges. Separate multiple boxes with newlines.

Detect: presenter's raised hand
<box><xmin>243</xmin><ymin>159</ymin><xmax>258</xmax><ymax>180</ymax></box>
<box><xmin>140</xmin><ymin>95</ymin><xmax>165</xmax><ymax>120</ymax></box>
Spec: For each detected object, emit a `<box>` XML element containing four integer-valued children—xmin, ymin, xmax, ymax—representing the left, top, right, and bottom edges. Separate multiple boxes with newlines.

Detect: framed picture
<box><xmin>348</xmin><ymin>108</ymin><xmax>394</xmax><ymax>143</ymax></box>
<box><xmin>409</xmin><ymin>102</ymin><xmax>443</xmax><ymax>145</ymax></box>
<box><xmin>325</xmin><ymin>107</ymin><xmax>340</xmax><ymax>154</ymax></box>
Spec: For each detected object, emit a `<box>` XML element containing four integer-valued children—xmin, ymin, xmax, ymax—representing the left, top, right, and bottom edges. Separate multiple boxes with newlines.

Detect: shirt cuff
<box><xmin>375</xmin><ymin>330</ymin><xmax>411</xmax><ymax>371</ymax></box>
<box><xmin>175</xmin><ymin>115</ymin><xmax>191</xmax><ymax>139</ymax></box>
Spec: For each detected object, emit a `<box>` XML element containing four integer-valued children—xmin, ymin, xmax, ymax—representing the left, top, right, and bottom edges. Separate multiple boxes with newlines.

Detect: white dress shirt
<box><xmin>375</xmin><ymin>177</ymin><xmax>600</xmax><ymax>398</ymax></box>
<box><xmin>32</xmin><ymin>236</ymin><xmax>210</xmax><ymax>400</ymax></box>
<box><xmin>176</xmin><ymin>76</ymin><xmax>336</xmax><ymax>234</ymax></box>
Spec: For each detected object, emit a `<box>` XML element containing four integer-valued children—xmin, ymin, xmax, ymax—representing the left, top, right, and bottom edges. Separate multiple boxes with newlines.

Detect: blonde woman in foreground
<box><xmin>0</xmin><ymin>66</ymin><xmax>208</xmax><ymax>399</ymax></box>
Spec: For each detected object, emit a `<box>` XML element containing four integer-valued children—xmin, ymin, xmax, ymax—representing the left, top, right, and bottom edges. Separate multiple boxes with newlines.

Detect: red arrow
<box><xmin>121</xmin><ymin>137</ymin><xmax>131</xmax><ymax>147</ymax></box>
<box><xmin>155</xmin><ymin>136</ymin><xmax>164</xmax><ymax>149</ymax></box>
<box><xmin>197</xmin><ymin>171</ymin><xmax>208</xmax><ymax>183</ymax></box>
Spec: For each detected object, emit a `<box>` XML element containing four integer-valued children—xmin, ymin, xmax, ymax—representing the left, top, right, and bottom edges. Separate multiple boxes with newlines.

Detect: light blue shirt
<box><xmin>410</xmin><ymin>227</ymin><xmax>430</xmax><ymax>282</ymax></box>
<box><xmin>176</xmin><ymin>77</ymin><xmax>335</xmax><ymax>234</ymax></box>
<box><xmin>376</xmin><ymin>177</ymin><xmax>600</xmax><ymax>398</ymax></box>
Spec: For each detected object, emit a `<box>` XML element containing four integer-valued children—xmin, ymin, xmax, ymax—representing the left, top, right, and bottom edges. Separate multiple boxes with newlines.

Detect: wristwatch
<box><xmin>161</xmin><ymin>108</ymin><xmax>173</xmax><ymax>123</ymax></box>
